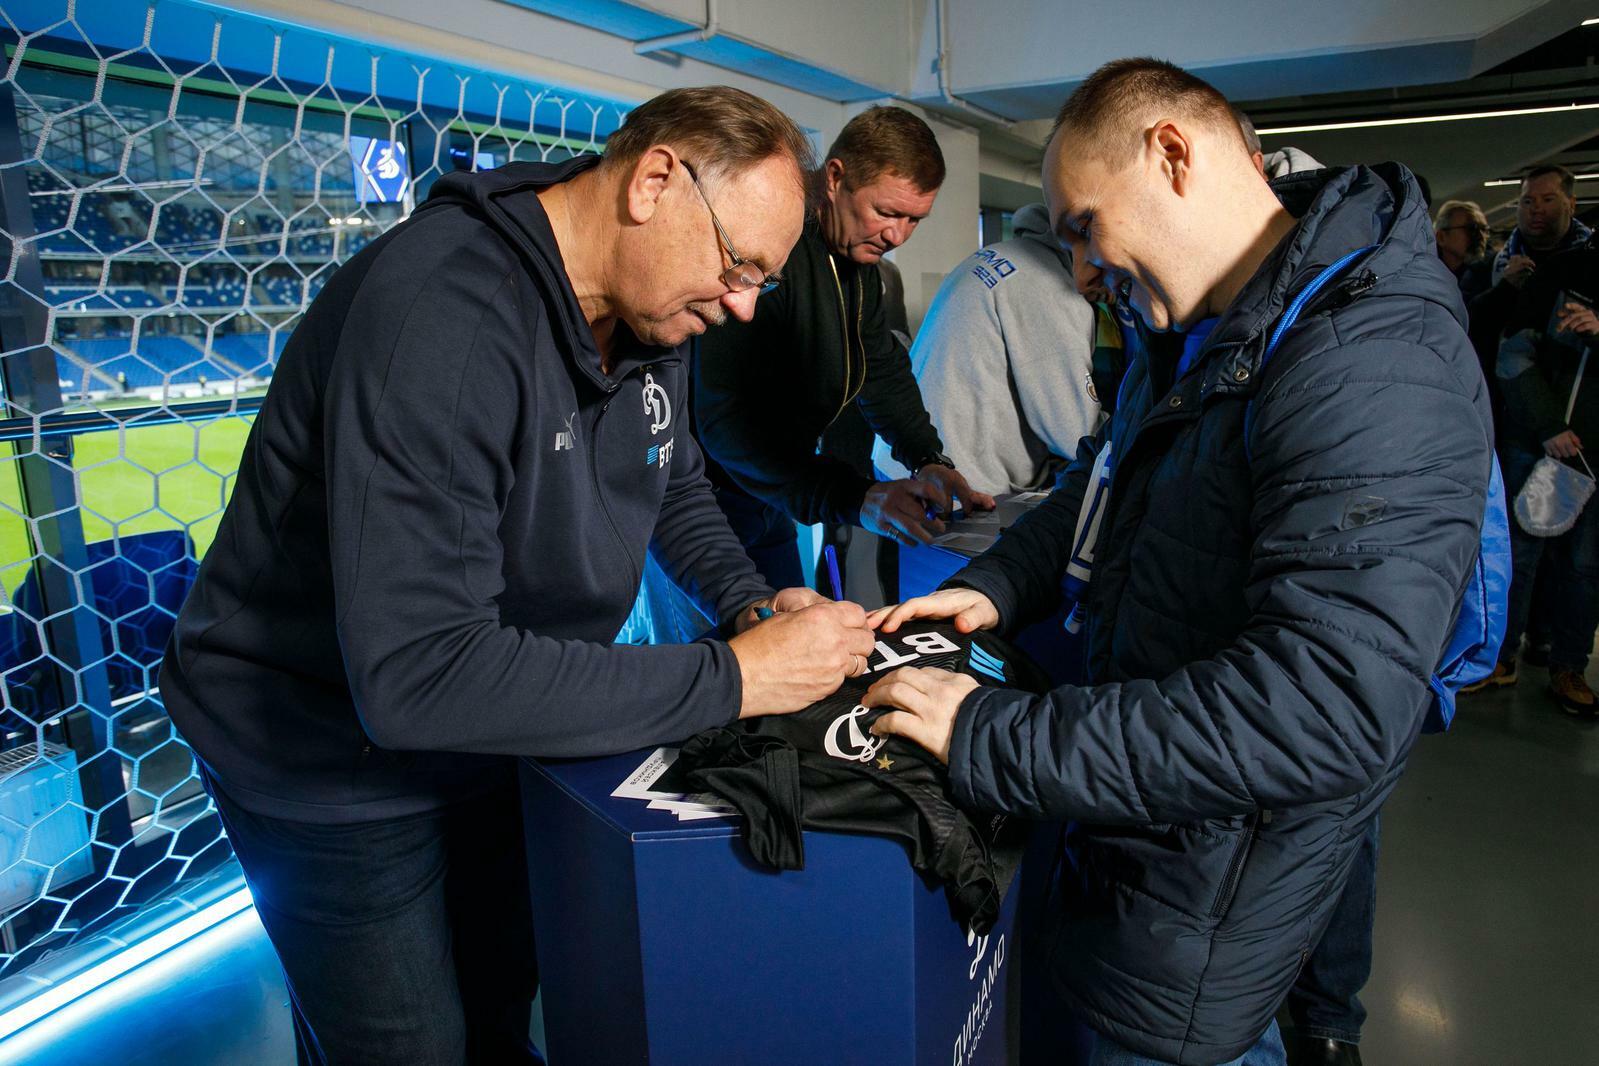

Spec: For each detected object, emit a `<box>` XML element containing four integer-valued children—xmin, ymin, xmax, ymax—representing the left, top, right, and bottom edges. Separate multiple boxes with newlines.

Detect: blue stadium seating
<box><xmin>49</xmin><ymin>289</ymin><xmax>117</xmax><ymax>310</ymax></box>
<box><xmin>59</xmin><ymin>336</ymin><xmax>247</xmax><ymax>388</ymax></box>
<box><xmin>211</xmin><ymin>332</ymin><xmax>285</xmax><ymax>370</ymax></box>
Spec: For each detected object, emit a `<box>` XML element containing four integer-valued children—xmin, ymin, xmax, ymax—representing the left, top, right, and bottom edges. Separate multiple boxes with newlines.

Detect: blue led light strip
<box><xmin>0</xmin><ymin>887</ymin><xmax>255</xmax><ymax>1042</ymax></box>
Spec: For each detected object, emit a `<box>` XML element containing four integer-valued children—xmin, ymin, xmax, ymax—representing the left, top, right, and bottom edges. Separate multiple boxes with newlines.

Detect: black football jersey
<box><xmin>676</xmin><ymin>622</ymin><xmax>1049</xmax><ymax>933</ymax></box>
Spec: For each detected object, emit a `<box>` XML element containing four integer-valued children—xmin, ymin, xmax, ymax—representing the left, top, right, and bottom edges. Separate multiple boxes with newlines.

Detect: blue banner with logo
<box><xmin>349</xmin><ymin>135</ymin><xmax>410</xmax><ymax>204</ymax></box>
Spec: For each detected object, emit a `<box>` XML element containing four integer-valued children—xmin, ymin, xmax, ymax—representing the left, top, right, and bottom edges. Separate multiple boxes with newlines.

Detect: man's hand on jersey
<box><xmin>861</xmin><ymin>479</ymin><xmax>946</xmax><ymax>546</ymax></box>
<box><xmin>867</xmin><ymin>588</ymin><xmax>1000</xmax><ymax>635</ymax></box>
<box><xmin>730</xmin><ymin>600</ymin><xmax>877</xmax><ymax>718</ymax></box>
<box><xmin>735</xmin><ymin>586</ymin><xmax>830</xmax><ymax>633</ymax></box>
<box><xmin>915</xmin><ymin>464</ymin><xmax>997</xmax><ymax>517</ymax></box>
<box><xmin>862</xmin><ymin>667</ymin><xmax>979</xmax><ymax>765</ymax></box>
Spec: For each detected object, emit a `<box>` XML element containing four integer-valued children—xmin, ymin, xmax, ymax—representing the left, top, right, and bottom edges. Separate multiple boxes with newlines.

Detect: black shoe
<box><xmin>1289</xmin><ymin>1035</ymin><xmax>1364</xmax><ymax>1066</ymax></box>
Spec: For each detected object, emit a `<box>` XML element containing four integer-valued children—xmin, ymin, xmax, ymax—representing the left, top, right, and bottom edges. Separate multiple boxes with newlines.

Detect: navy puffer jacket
<box><xmin>946</xmin><ymin>164</ymin><xmax>1491</xmax><ymax>1064</ymax></box>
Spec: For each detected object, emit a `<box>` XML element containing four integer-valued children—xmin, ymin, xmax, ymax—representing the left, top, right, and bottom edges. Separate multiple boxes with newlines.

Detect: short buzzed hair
<box><xmin>1051</xmin><ymin>57</ymin><xmax>1250</xmax><ymax>166</ymax></box>
<box><xmin>824</xmin><ymin>106</ymin><xmax>945</xmax><ymax>193</ymax></box>
<box><xmin>603</xmin><ymin>86</ymin><xmax>814</xmax><ymax>190</ymax></box>
<box><xmin>1523</xmin><ymin>164</ymin><xmax>1576</xmax><ymax>198</ymax></box>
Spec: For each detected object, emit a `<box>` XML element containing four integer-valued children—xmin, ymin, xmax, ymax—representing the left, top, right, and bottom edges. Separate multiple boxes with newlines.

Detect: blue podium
<box><xmin>521</xmin><ymin>752</ymin><xmax>1020</xmax><ymax>1065</ymax></box>
<box><xmin>899</xmin><ymin>524</ymin><xmax>1094</xmax><ymax>1066</ymax></box>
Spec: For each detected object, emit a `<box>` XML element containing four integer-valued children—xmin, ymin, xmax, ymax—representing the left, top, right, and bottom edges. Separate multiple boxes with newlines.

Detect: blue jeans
<box><xmin>1501</xmin><ymin>446</ymin><xmax>1599</xmax><ymax>672</ymax></box>
<box><xmin>1090</xmin><ymin>1020</ymin><xmax>1286</xmax><ymax>1066</ymax></box>
<box><xmin>204</xmin><ymin>769</ymin><xmax>541</xmax><ymax>1066</ymax></box>
<box><xmin>1287</xmin><ymin>817</ymin><xmax>1380</xmax><ymax>1044</ymax></box>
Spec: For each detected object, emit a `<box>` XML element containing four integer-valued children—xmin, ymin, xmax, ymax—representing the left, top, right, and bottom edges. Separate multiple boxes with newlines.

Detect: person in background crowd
<box><xmin>820</xmin><ymin>254</ymin><xmax>915</xmax><ymax>604</ymax></box>
<box><xmin>1473</xmin><ymin>233</ymin><xmax>1599</xmax><ymax>714</ymax></box>
<box><xmin>864</xmin><ymin>57</ymin><xmax>1492</xmax><ymax>1066</ymax></box>
<box><xmin>869</xmin><ymin>202</ymin><xmax>1105</xmax><ymax>496</ymax></box>
<box><xmin>1435</xmin><ymin>199</ymin><xmax>1494</xmax><ymax>300</ymax></box>
<box><xmin>1470</xmin><ymin>167</ymin><xmax>1592</xmax><ymax>378</ymax></box>
<box><xmin>695</xmin><ymin>106</ymin><xmax>994</xmax><ymax>591</ymax></box>
<box><xmin>1434</xmin><ymin>199</ymin><xmax>1502</xmax><ymax>438</ymax></box>
<box><xmin>160</xmin><ymin>87</ymin><xmax>879</xmax><ymax>1063</ymax></box>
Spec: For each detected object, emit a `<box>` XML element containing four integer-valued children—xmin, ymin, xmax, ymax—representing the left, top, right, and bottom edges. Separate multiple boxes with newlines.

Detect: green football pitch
<box><xmin>0</xmin><ymin>416</ymin><xmax>255</xmax><ymax>597</ymax></box>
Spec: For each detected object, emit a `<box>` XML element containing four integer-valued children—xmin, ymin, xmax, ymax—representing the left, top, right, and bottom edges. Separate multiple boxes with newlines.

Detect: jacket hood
<box><xmin>1261</xmin><ymin>146</ymin><xmax>1323</xmax><ymax>179</ymax></box>
<box><xmin>1012</xmin><ymin>201</ymin><xmax>1072</xmax><ymax>271</ymax></box>
<box><xmin>1013</xmin><ymin>202</ymin><xmax>1052</xmax><ymax>239</ymax></box>
<box><xmin>417</xmin><ymin>154</ymin><xmax>661</xmax><ymax>391</ymax></box>
<box><xmin>1200</xmin><ymin>163</ymin><xmax>1464</xmax><ymax>367</ymax></box>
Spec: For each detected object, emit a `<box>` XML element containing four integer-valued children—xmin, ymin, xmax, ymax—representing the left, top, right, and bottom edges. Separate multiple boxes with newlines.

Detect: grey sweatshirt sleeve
<box><xmin>906</xmin><ymin>275</ymin><xmax>1021</xmax><ymax>496</ymax></box>
<box><xmin>1002</xmin><ymin>290</ymin><xmax>1102</xmax><ymax>470</ymax></box>
<box><xmin>904</xmin><ymin>243</ymin><xmax>1103</xmax><ymax>495</ymax></box>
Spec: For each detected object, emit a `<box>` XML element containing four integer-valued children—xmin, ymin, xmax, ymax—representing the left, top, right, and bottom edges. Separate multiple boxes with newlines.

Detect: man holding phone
<box><xmin>1469</xmin><ymin>167</ymin><xmax>1592</xmax><ymax>381</ymax></box>
<box><xmin>1484</xmin><ymin>234</ymin><xmax>1599</xmax><ymax>712</ymax></box>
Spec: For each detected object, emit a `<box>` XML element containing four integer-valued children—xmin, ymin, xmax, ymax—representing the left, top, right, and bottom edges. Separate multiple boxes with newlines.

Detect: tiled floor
<box><xmin>1356</xmin><ymin>657</ymin><xmax>1599</xmax><ymax>1065</ymax></box>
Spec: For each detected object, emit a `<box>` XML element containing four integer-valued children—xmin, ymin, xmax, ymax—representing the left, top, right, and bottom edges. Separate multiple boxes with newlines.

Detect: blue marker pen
<box><xmin>823</xmin><ymin>544</ymin><xmax>843</xmax><ymax>602</ymax></box>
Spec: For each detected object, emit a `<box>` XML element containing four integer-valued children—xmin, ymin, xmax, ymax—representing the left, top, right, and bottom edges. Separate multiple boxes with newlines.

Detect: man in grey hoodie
<box><xmin>872</xmin><ymin>202</ymin><xmax>1107</xmax><ymax>494</ymax></box>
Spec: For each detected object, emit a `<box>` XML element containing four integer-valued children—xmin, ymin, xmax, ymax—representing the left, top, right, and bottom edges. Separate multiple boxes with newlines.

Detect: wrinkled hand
<box><xmin>734</xmin><ymin>586</ymin><xmax>831</xmax><ymax>633</ymax></box>
<box><xmin>862</xmin><ymin>667</ymin><xmax>979</xmax><ymax>765</ymax></box>
<box><xmin>861</xmin><ymin>479</ymin><xmax>945</xmax><ymax>546</ymax></box>
<box><xmin>1503</xmin><ymin>254</ymin><xmax>1536</xmax><ymax>289</ymax></box>
<box><xmin>1555</xmin><ymin>301</ymin><xmax>1599</xmax><ymax>338</ymax></box>
<box><xmin>729</xmin><ymin>600</ymin><xmax>876</xmax><ymax>718</ymax></box>
<box><xmin>1545</xmin><ymin>429</ymin><xmax>1584</xmax><ymax>459</ymax></box>
<box><xmin>915</xmin><ymin>464</ymin><xmax>997</xmax><ymax>518</ymax></box>
<box><xmin>867</xmin><ymin>587</ymin><xmax>1000</xmax><ymax>635</ymax></box>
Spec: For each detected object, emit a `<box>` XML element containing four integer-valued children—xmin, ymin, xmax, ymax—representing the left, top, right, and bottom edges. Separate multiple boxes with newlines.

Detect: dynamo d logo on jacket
<box><xmin>642</xmin><ymin>371</ymin><xmax>675</xmax><ymax>468</ymax></box>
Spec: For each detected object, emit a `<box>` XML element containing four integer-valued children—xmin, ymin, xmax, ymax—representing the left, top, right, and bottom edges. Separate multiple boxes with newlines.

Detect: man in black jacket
<box><xmin>1468</xmin><ymin>167</ymin><xmax>1592</xmax><ymax>395</ymax></box>
<box><xmin>1486</xmin><ymin>238</ymin><xmax>1599</xmax><ymax>713</ymax></box>
<box><xmin>864</xmin><ymin>59</ymin><xmax>1491</xmax><ymax>1066</ymax></box>
<box><xmin>161</xmin><ymin>87</ymin><xmax>878</xmax><ymax>1063</ymax></box>
<box><xmin>695</xmin><ymin>106</ymin><xmax>994</xmax><ymax>590</ymax></box>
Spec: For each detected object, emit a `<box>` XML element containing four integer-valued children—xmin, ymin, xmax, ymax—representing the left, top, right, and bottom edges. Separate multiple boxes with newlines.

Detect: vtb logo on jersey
<box><xmin>824</xmin><ymin>704</ymin><xmax>886</xmax><ymax>764</ymax></box>
<box><xmin>642</xmin><ymin>372</ymin><xmax>671</xmax><ymax>435</ymax></box>
<box><xmin>645</xmin><ymin>438</ymin><xmax>675</xmax><ymax>469</ymax></box>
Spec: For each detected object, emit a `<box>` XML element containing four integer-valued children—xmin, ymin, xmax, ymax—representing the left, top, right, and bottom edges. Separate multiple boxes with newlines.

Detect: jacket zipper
<box><xmin>588</xmin><ymin>383</ymin><xmax>642</xmax><ymax>595</ymax></box>
<box><xmin>826</xmin><ymin>254</ymin><xmax>866</xmax><ymax>422</ymax></box>
<box><xmin>1210</xmin><ymin>811</ymin><xmax>1262</xmax><ymax>919</ymax></box>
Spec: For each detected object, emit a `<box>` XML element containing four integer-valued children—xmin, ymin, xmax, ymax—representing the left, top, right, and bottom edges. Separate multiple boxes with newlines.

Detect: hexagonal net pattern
<box><xmin>0</xmin><ymin>0</ymin><xmax>626</xmax><ymax>980</ymax></box>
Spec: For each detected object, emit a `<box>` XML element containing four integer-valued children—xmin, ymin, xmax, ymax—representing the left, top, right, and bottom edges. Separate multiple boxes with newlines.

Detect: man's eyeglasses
<box><xmin>682</xmin><ymin>160</ymin><xmax>779</xmax><ymax>296</ymax></box>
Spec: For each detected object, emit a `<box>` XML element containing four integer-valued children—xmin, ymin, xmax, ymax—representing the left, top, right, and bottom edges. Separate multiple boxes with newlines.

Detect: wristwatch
<box><xmin>913</xmin><ymin>451</ymin><xmax>956</xmax><ymax>475</ymax></box>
